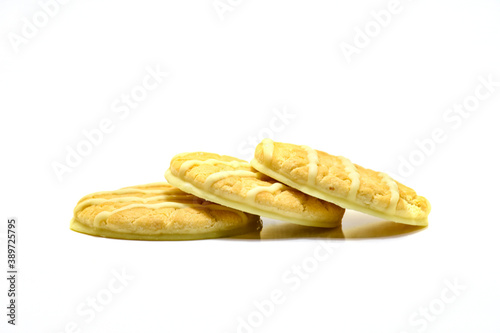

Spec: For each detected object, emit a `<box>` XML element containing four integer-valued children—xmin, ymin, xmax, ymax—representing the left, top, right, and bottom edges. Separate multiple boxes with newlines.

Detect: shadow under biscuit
<box><xmin>339</xmin><ymin>210</ymin><xmax>427</xmax><ymax>239</ymax></box>
<box><xmin>226</xmin><ymin>211</ymin><xmax>426</xmax><ymax>241</ymax></box>
<box><xmin>228</xmin><ymin>220</ymin><xmax>345</xmax><ymax>240</ymax></box>
<box><xmin>342</xmin><ymin>220</ymin><xmax>426</xmax><ymax>239</ymax></box>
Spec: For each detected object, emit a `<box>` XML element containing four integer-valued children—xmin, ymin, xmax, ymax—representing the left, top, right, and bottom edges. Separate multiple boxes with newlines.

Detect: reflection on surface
<box><xmin>227</xmin><ymin>211</ymin><xmax>426</xmax><ymax>241</ymax></box>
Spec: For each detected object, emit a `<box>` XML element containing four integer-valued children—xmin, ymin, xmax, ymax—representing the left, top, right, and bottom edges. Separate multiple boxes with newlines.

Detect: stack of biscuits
<box><xmin>70</xmin><ymin>139</ymin><xmax>431</xmax><ymax>240</ymax></box>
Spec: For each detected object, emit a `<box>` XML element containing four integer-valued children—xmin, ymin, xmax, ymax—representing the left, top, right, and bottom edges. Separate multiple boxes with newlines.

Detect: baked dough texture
<box><xmin>251</xmin><ymin>139</ymin><xmax>431</xmax><ymax>226</ymax></box>
<box><xmin>70</xmin><ymin>182</ymin><xmax>262</xmax><ymax>240</ymax></box>
<box><xmin>165</xmin><ymin>152</ymin><xmax>345</xmax><ymax>228</ymax></box>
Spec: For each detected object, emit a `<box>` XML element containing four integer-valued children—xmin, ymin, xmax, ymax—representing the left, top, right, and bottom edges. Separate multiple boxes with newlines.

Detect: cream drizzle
<box><xmin>338</xmin><ymin>156</ymin><xmax>361</xmax><ymax>200</ymax></box>
<box><xmin>378</xmin><ymin>172</ymin><xmax>400</xmax><ymax>213</ymax></box>
<box><xmin>179</xmin><ymin>159</ymin><xmax>248</xmax><ymax>175</ymax></box>
<box><xmin>301</xmin><ymin>145</ymin><xmax>318</xmax><ymax>185</ymax></box>
<box><xmin>74</xmin><ymin>194</ymin><xmax>194</xmax><ymax>215</ymax></box>
<box><xmin>204</xmin><ymin>170</ymin><xmax>259</xmax><ymax>189</ymax></box>
<box><xmin>261</xmin><ymin>138</ymin><xmax>274</xmax><ymax>163</ymax></box>
<box><xmin>177</xmin><ymin>157</ymin><xmax>259</xmax><ymax>190</ymax></box>
<box><xmin>176</xmin><ymin>154</ymin><xmax>288</xmax><ymax>207</ymax></box>
<box><xmin>73</xmin><ymin>183</ymin><xmax>212</xmax><ymax>225</ymax></box>
<box><xmin>92</xmin><ymin>201</ymin><xmax>243</xmax><ymax>226</ymax></box>
<box><xmin>246</xmin><ymin>182</ymin><xmax>286</xmax><ymax>201</ymax></box>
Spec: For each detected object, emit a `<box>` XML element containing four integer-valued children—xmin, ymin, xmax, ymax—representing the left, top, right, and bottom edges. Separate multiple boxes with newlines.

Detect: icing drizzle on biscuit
<box><xmin>338</xmin><ymin>156</ymin><xmax>361</xmax><ymax>200</ymax></box>
<box><xmin>261</xmin><ymin>138</ymin><xmax>274</xmax><ymax>164</ymax></box>
<box><xmin>180</xmin><ymin>159</ymin><xmax>248</xmax><ymax>175</ymax></box>
<box><xmin>175</xmin><ymin>154</ymin><xmax>289</xmax><ymax>204</ymax></box>
<box><xmin>93</xmin><ymin>202</ymin><xmax>201</xmax><ymax>226</ymax></box>
<box><xmin>74</xmin><ymin>194</ymin><xmax>192</xmax><ymax>215</ymax></box>
<box><xmin>246</xmin><ymin>182</ymin><xmax>286</xmax><ymax>201</ymax></box>
<box><xmin>92</xmin><ymin>202</ymin><xmax>247</xmax><ymax>226</ymax></box>
<box><xmin>301</xmin><ymin>145</ymin><xmax>318</xmax><ymax>185</ymax></box>
<box><xmin>204</xmin><ymin>170</ymin><xmax>260</xmax><ymax>189</ymax></box>
<box><xmin>74</xmin><ymin>184</ymin><xmax>248</xmax><ymax>226</ymax></box>
<box><xmin>378</xmin><ymin>172</ymin><xmax>400</xmax><ymax>213</ymax></box>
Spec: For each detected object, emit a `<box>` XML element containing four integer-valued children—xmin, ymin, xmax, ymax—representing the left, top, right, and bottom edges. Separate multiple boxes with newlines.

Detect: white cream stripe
<box><xmin>204</xmin><ymin>170</ymin><xmax>259</xmax><ymax>189</ymax></box>
<box><xmin>175</xmin><ymin>154</ymin><xmax>291</xmax><ymax>208</ymax></box>
<box><xmin>177</xmin><ymin>157</ymin><xmax>259</xmax><ymax>190</ymax></box>
<box><xmin>378</xmin><ymin>172</ymin><xmax>400</xmax><ymax>213</ymax></box>
<box><xmin>179</xmin><ymin>159</ymin><xmax>248</xmax><ymax>175</ymax></box>
<box><xmin>79</xmin><ymin>187</ymin><xmax>189</xmax><ymax>202</ymax></box>
<box><xmin>246</xmin><ymin>182</ymin><xmax>286</xmax><ymax>201</ymax></box>
<box><xmin>261</xmin><ymin>138</ymin><xmax>274</xmax><ymax>164</ymax></box>
<box><xmin>338</xmin><ymin>156</ymin><xmax>361</xmax><ymax>201</ymax></box>
<box><xmin>93</xmin><ymin>202</ymin><xmax>241</xmax><ymax>226</ymax></box>
<box><xmin>301</xmin><ymin>145</ymin><xmax>318</xmax><ymax>185</ymax></box>
<box><xmin>74</xmin><ymin>194</ymin><xmax>194</xmax><ymax>215</ymax></box>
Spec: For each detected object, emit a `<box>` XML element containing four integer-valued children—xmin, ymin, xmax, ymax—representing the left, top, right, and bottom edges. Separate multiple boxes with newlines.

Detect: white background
<box><xmin>1</xmin><ymin>0</ymin><xmax>500</xmax><ymax>332</ymax></box>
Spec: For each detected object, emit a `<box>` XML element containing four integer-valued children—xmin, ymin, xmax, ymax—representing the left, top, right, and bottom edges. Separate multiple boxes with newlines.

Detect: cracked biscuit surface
<box><xmin>70</xmin><ymin>182</ymin><xmax>262</xmax><ymax>240</ymax></box>
<box><xmin>251</xmin><ymin>139</ymin><xmax>431</xmax><ymax>226</ymax></box>
<box><xmin>165</xmin><ymin>152</ymin><xmax>345</xmax><ymax>228</ymax></box>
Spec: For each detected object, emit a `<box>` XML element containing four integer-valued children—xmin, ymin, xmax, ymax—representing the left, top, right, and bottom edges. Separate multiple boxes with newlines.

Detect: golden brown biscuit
<box><xmin>165</xmin><ymin>153</ymin><xmax>345</xmax><ymax>228</ymax></box>
<box><xmin>251</xmin><ymin>139</ymin><xmax>431</xmax><ymax>226</ymax></box>
<box><xmin>70</xmin><ymin>182</ymin><xmax>262</xmax><ymax>240</ymax></box>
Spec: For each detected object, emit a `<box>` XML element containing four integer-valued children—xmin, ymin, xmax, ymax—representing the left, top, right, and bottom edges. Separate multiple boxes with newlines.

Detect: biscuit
<box><xmin>70</xmin><ymin>182</ymin><xmax>262</xmax><ymax>240</ymax></box>
<box><xmin>251</xmin><ymin>139</ymin><xmax>431</xmax><ymax>226</ymax></box>
<box><xmin>165</xmin><ymin>152</ymin><xmax>345</xmax><ymax>228</ymax></box>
